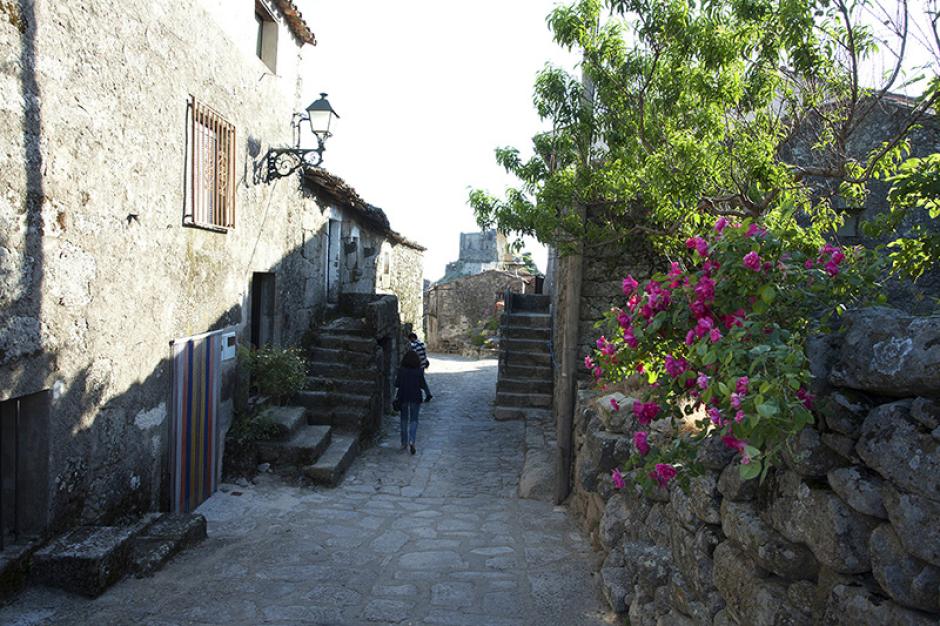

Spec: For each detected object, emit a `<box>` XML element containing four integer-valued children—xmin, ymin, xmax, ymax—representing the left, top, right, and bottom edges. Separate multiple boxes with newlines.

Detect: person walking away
<box><xmin>408</xmin><ymin>332</ymin><xmax>432</xmax><ymax>401</ymax></box>
<box><xmin>395</xmin><ymin>350</ymin><xmax>423</xmax><ymax>455</ymax></box>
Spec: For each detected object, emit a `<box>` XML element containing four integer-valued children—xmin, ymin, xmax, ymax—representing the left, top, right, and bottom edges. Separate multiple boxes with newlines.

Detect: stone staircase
<box><xmin>494</xmin><ymin>294</ymin><xmax>554</xmax><ymax>421</ymax></box>
<box><xmin>257</xmin><ymin>317</ymin><xmax>382</xmax><ymax>487</ymax></box>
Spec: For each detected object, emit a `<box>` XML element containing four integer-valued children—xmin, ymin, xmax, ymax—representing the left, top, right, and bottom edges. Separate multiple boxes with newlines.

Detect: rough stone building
<box><xmin>425</xmin><ymin>269</ymin><xmax>536</xmax><ymax>353</ymax></box>
<box><xmin>0</xmin><ymin>0</ymin><xmax>422</xmax><ymax>555</ymax></box>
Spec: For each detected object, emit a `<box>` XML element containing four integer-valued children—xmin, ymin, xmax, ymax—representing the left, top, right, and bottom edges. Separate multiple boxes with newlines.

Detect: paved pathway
<box><xmin>2</xmin><ymin>355</ymin><xmax>612</xmax><ymax>626</ymax></box>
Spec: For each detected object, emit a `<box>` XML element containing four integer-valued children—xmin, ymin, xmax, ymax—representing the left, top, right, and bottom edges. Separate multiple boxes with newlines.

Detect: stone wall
<box><xmin>0</xmin><ymin>0</ymin><xmax>418</xmax><ymax>537</ymax></box>
<box><xmin>385</xmin><ymin>242</ymin><xmax>424</xmax><ymax>337</ymax></box>
<box><xmin>569</xmin><ymin>307</ymin><xmax>940</xmax><ymax>625</ymax></box>
<box><xmin>425</xmin><ymin>269</ymin><xmax>535</xmax><ymax>353</ymax></box>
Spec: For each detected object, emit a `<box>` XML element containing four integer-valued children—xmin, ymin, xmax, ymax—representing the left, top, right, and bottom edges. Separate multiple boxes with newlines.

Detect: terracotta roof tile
<box><xmin>273</xmin><ymin>0</ymin><xmax>316</xmax><ymax>46</ymax></box>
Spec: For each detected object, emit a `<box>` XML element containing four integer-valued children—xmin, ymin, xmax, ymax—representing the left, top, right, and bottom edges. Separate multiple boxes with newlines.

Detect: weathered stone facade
<box><xmin>570</xmin><ymin>307</ymin><xmax>940</xmax><ymax>625</ymax></box>
<box><xmin>0</xmin><ymin>0</ymin><xmax>422</xmax><ymax>546</ymax></box>
<box><xmin>425</xmin><ymin>269</ymin><xmax>536</xmax><ymax>353</ymax></box>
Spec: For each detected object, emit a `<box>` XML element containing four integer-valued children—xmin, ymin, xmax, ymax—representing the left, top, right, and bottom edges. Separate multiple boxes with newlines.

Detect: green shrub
<box><xmin>238</xmin><ymin>345</ymin><xmax>307</xmax><ymax>402</ymax></box>
<box><xmin>228</xmin><ymin>410</ymin><xmax>280</xmax><ymax>444</ymax></box>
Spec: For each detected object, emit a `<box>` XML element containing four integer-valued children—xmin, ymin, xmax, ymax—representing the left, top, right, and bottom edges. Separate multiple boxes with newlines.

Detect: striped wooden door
<box><xmin>170</xmin><ymin>331</ymin><xmax>222</xmax><ymax>513</ymax></box>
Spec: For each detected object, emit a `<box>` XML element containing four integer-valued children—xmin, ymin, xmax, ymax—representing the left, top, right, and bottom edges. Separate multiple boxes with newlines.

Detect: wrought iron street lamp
<box><xmin>266</xmin><ymin>93</ymin><xmax>339</xmax><ymax>180</ymax></box>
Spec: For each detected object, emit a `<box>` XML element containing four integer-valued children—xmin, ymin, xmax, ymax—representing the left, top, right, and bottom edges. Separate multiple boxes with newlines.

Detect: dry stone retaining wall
<box><xmin>569</xmin><ymin>307</ymin><xmax>940</xmax><ymax>625</ymax></box>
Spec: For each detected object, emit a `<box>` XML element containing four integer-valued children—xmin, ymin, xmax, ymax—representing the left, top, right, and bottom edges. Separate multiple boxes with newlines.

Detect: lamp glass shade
<box><xmin>306</xmin><ymin>93</ymin><xmax>337</xmax><ymax>137</ymax></box>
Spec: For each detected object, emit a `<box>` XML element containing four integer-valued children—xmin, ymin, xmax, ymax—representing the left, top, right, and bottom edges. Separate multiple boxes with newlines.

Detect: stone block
<box><xmin>720</xmin><ymin>500</ymin><xmax>819</xmax><ymax>581</ymax></box>
<box><xmin>869</xmin><ymin>524</ymin><xmax>940</xmax><ymax>613</ymax></box>
<box><xmin>783</xmin><ymin>427</ymin><xmax>848</xmax><ymax>478</ymax></box>
<box><xmin>820</xmin><ymin>389</ymin><xmax>875</xmax><ymax>437</ymax></box>
<box><xmin>601</xmin><ymin>549</ymin><xmax>629</xmax><ymax>613</ymax></box>
<box><xmin>823</xmin><ymin>584</ymin><xmax>939</xmax><ymax>625</ymax></box>
<box><xmin>882</xmin><ymin>484</ymin><xmax>940</xmax><ymax>568</ymax></box>
<box><xmin>599</xmin><ymin>493</ymin><xmax>629</xmax><ymax>551</ymax></box>
<box><xmin>670</xmin><ymin>482</ymin><xmax>703</xmax><ymax>532</ymax></box>
<box><xmin>688</xmin><ymin>472</ymin><xmax>722</xmax><ymax>525</ymax></box>
<box><xmin>625</xmin><ymin>541</ymin><xmax>673</xmax><ymax>601</ymax></box>
<box><xmin>130</xmin><ymin>513</ymin><xmax>207</xmax><ymax>577</ymax></box>
<box><xmin>829</xmin><ymin>308</ymin><xmax>940</xmax><ymax>397</ymax></box>
<box><xmin>767</xmin><ymin>471</ymin><xmax>879</xmax><ymax>574</ymax></box>
<box><xmin>668</xmin><ymin>573</ymin><xmax>724</xmax><ymax>625</ymax></box>
<box><xmin>820</xmin><ymin>432</ymin><xmax>860</xmax><ymax>464</ymax></box>
<box><xmin>856</xmin><ymin>400</ymin><xmax>940</xmax><ymax>502</ymax></box>
<box><xmin>669</xmin><ymin>515</ymin><xmax>721</xmax><ymax>597</ymax></box>
<box><xmin>32</xmin><ymin>519</ymin><xmax>156</xmax><ymax>597</ymax></box>
<box><xmin>911</xmin><ymin>397</ymin><xmax>940</xmax><ymax>430</ymax></box>
<box><xmin>827</xmin><ymin>466</ymin><xmax>888</xmax><ymax>519</ymax></box>
<box><xmin>717</xmin><ymin>463</ymin><xmax>758</xmax><ymax>502</ymax></box>
<box><xmin>640</xmin><ymin>503</ymin><xmax>672</xmax><ymax>548</ymax></box>
<box><xmin>695</xmin><ymin>434</ymin><xmax>736</xmax><ymax>471</ymax></box>
<box><xmin>712</xmin><ymin>541</ymin><xmax>812</xmax><ymax>626</ymax></box>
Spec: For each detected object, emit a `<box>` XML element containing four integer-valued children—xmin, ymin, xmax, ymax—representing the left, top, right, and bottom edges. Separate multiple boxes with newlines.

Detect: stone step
<box><xmin>310</xmin><ymin>333</ymin><xmax>375</xmax><ymax>353</ymax></box>
<box><xmin>302</xmin><ymin>403</ymin><xmax>370</xmax><ymax>431</ymax></box>
<box><xmin>307</xmin><ymin>360</ymin><xmax>377</xmax><ymax>381</ymax></box>
<box><xmin>493</xmin><ymin>406</ymin><xmax>553</xmax><ymax>421</ymax></box>
<box><xmin>501</xmin><ymin>325</ymin><xmax>552</xmax><ymax>341</ymax></box>
<box><xmin>319</xmin><ymin>317</ymin><xmax>371</xmax><ymax>336</ymax></box>
<box><xmin>508</xmin><ymin>293</ymin><xmax>551</xmax><ymax>313</ymax></box>
<box><xmin>497</xmin><ymin>378</ymin><xmax>553</xmax><ymax>395</ymax></box>
<box><xmin>503</xmin><ymin>312</ymin><xmax>552</xmax><ymax>329</ymax></box>
<box><xmin>503</xmin><ymin>350</ymin><xmax>552</xmax><ymax>367</ymax></box>
<box><xmin>307</xmin><ymin>375</ymin><xmax>378</xmax><ymax>395</ymax></box>
<box><xmin>295</xmin><ymin>390</ymin><xmax>372</xmax><ymax>409</ymax></box>
<box><xmin>309</xmin><ymin>347</ymin><xmax>374</xmax><ymax>367</ymax></box>
<box><xmin>303</xmin><ymin>434</ymin><xmax>359</xmax><ymax>486</ymax></box>
<box><xmin>31</xmin><ymin>514</ymin><xmax>160</xmax><ymax>597</ymax></box>
<box><xmin>260</xmin><ymin>405</ymin><xmax>308</xmax><ymax>440</ymax></box>
<box><xmin>257</xmin><ymin>425</ymin><xmax>332</xmax><ymax>467</ymax></box>
<box><xmin>502</xmin><ymin>363</ymin><xmax>553</xmax><ymax>381</ymax></box>
<box><xmin>496</xmin><ymin>391</ymin><xmax>553</xmax><ymax>408</ymax></box>
<box><xmin>501</xmin><ymin>337</ymin><xmax>551</xmax><ymax>353</ymax></box>
<box><xmin>130</xmin><ymin>513</ymin><xmax>207</xmax><ymax>578</ymax></box>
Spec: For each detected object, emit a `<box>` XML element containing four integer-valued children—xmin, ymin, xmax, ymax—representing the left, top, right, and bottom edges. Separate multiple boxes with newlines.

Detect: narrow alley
<box><xmin>1</xmin><ymin>355</ymin><xmax>612</xmax><ymax>626</ymax></box>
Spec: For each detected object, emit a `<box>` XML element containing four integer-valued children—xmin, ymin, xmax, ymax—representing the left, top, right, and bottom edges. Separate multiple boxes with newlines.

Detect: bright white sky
<box><xmin>297</xmin><ymin>1</ymin><xmax>575</xmax><ymax>283</ymax></box>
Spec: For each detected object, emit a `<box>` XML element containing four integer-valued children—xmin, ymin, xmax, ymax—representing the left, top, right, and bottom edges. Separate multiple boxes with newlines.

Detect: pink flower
<box><xmin>636</xmin><ymin>362</ymin><xmax>645</xmax><ymax>374</ymax></box>
<box><xmin>708</xmin><ymin>407</ymin><xmax>723</xmax><ymax>425</ymax></box>
<box><xmin>831</xmin><ymin>250</ymin><xmax>845</xmax><ymax>264</ymax></box>
<box><xmin>623</xmin><ymin>327</ymin><xmax>638</xmax><ymax>348</ymax></box>
<box><xmin>611</xmin><ymin>468</ymin><xmax>625</xmax><ymax>490</ymax></box>
<box><xmin>736</xmin><ymin>376</ymin><xmax>749</xmax><ymax>394</ymax></box>
<box><xmin>633</xmin><ymin>401</ymin><xmax>660</xmax><ymax>425</ymax></box>
<box><xmin>651</xmin><ymin>464</ymin><xmax>677</xmax><ymax>488</ymax></box>
<box><xmin>714</xmin><ymin>217</ymin><xmax>729</xmax><ymax>233</ymax></box>
<box><xmin>610</xmin><ymin>398</ymin><xmax>620</xmax><ymax>412</ymax></box>
<box><xmin>685</xmin><ymin>330</ymin><xmax>695</xmax><ymax>346</ymax></box>
<box><xmin>709</xmin><ymin>327</ymin><xmax>722</xmax><ymax>343</ymax></box>
<box><xmin>745</xmin><ymin>223</ymin><xmax>767</xmax><ymax>238</ymax></box>
<box><xmin>617</xmin><ymin>309</ymin><xmax>632</xmax><ymax>329</ymax></box>
<box><xmin>796</xmin><ymin>388</ymin><xmax>815</xmax><ymax>410</ymax></box>
<box><xmin>730</xmin><ymin>392</ymin><xmax>742</xmax><ymax>409</ymax></box>
<box><xmin>804</xmin><ymin>259</ymin><xmax>814</xmax><ymax>269</ymax></box>
<box><xmin>743</xmin><ymin>251</ymin><xmax>762</xmax><ymax>271</ymax></box>
<box><xmin>634</xmin><ymin>431</ymin><xmax>650</xmax><ymax>456</ymax></box>
<box><xmin>695</xmin><ymin>316</ymin><xmax>714</xmax><ymax>339</ymax></box>
<box><xmin>696</xmin><ymin>373</ymin><xmax>710</xmax><ymax>390</ymax></box>
<box><xmin>664</xmin><ymin>354</ymin><xmax>687</xmax><ymax>378</ymax></box>
<box><xmin>584</xmin><ymin>356</ymin><xmax>595</xmax><ymax>370</ymax></box>
<box><xmin>722</xmin><ymin>309</ymin><xmax>746</xmax><ymax>329</ymax></box>
<box><xmin>824</xmin><ymin>261</ymin><xmax>840</xmax><ymax>277</ymax></box>
<box><xmin>734</xmin><ymin>410</ymin><xmax>745</xmax><ymax>423</ymax></box>
<box><xmin>622</xmin><ymin>275</ymin><xmax>639</xmax><ymax>296</ymax></box>
<box><xmin>702</xmin><ymin>259</ymin><xmax>721</xmax><ymax>276</ymax></box>
<box><xmin>685</xmin><ymin>236</ymin><xmax>709</xmax><ymax>257</ymax></box>
<box><xmin>741</xmin><ymin>454</ymin><xmax>751</xmax><ymax>465</ymax></box>
<box><xmin>668</xmin><ymin>262</ymin><xmax>683</xmax><ymax>279</ymax></box>
<box><xmin>721</xmin><ymin>434</ymin><xmax>746</xmax><ymax>452</ymax></box>
<box><xmin>592</xmin><ymin>367</ymin><xmax>602</xmax><ymax>380</ymax></box>
<box><xmin>694</xmin><ymin>276</ymin><xmax>716</xmax><ymax>303</ymax></box>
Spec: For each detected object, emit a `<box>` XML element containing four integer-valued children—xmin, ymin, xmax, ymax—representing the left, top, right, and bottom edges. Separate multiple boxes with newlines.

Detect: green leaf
<box><xmin>740</xmin><ymin>461</ymin><xmax>762</xmax><ymax>481</ymax></box>
<box><xmin>760</xmin><ymin>284</ymin><xmax>776</xmax><ymax>304</ymax></box>
<box><xmin>757</xmin><ymin>402</ymin><xmax>779</xmax><ymax>418</ymax></box>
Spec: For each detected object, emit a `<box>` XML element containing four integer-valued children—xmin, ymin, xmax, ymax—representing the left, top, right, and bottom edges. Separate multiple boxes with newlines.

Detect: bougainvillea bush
<box><xmin>587</xmin><ymin>219</ymin><xmax>881</xmax><ymax>490</ymax></box>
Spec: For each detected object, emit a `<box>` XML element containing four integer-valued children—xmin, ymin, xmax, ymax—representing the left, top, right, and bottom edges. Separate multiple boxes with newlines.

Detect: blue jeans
<box><xmin>400</xmin><ymin>401</ymin><xmax>420</xmax><ymax>446</ymax></box>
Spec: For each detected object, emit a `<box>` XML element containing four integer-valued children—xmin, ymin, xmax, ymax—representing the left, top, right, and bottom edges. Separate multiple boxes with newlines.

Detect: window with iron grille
<box><xmin>186</xmin><ymin>97</ymin><xmax>236</xmax><ymax>230</ymax></box>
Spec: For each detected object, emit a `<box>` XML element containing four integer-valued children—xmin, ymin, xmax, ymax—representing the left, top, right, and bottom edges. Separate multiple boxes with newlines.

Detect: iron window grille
<box><xmin>186</xmin><ymin>97</ymin><xmax>236</xmax><ymax>231</ymax></box>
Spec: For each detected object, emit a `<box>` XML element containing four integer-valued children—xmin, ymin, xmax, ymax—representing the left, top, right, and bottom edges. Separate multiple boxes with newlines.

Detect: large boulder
<box><xmin>599</xmin><ymin>493</ymin><xmax>629</xmax><ymax>551</ymax></box>
<box><xmin>688</xmin><ymin>473</ymin><xmax>722</xmax><ymax>525</ymax></box>
<box><xmin>827</xmin><ymin>466</ymin><xmax>888</xmax><ymax>519</ymax></box>
<box><xmin>829</xmin><ymin>308</ymin><xmax>940</xmax><ymax>397</ymax></box>
<box><xmin>639</xmin><ymin>503</ymin><xmax>672</xmax><ymax>549</ymax></box>
<box><xmin>600</xmin><ymin>549</ymin><xmax>630</xmax><ymax>613</ymax></box>
<box><xmin>882</xmin><ymin>485</ymin><xmax>940</xmax><ymax>568</ymax></box>
<box><xmin>823</xmin><ymin>584</ymin><xmax>939</xmax><ymax>626</ymax></box>
<box><xmin>820</xmin><ymin>390</ymin><xmax>877</xmax><ymax>438</ymax></box>
<box><xmin>869</xmin><ymin>524</ymin><xmax>940</xmax><ymax>613</ymax></box>
<box><xmin>767</xmin><ymin>471</ymin><xmax>879</xmax><ymax>574</ymax></box>
<box><xmin>624</xmin><ymin>541</ymin><xmax>673</xmax><ymax>603</ymax></box>
<box><xmin>911</xmin><ymin>397</ymin><xmax>940</xmax><ymax>431</ymax></box>
<box><xmin>669</xmin><ymin>482</ymin><xmax>703</xmax><ymax>532</ymax></box>
<box><xmin>856</xmin><ymin>400</ymin><xmax>940</xmax><ymax>502</ymax></box>
<box><xmin>721</xmin><ymin>500</ymin><xmax>819</xmax><ymax>580</ymax></box>
<box><xmin>668</xmin><ymin>573</ymin><xmax>725</xmax><ymax>625</ymax></box>
<box><xmin>712</xmin><ymin>541</ymin><xmax>812</xmax><ymax>626</ymax></box>
<box><xmin>669</xmin><ymin>514</ymin><xmax>721</xmax><ymax>598</ymax></box>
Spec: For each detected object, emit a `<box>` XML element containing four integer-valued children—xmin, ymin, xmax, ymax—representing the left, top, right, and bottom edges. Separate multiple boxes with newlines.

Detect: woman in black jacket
<box><xmin>395</xmin><ymin>350</ymin><xmax>424</xmax><ymax>455</ymax></box>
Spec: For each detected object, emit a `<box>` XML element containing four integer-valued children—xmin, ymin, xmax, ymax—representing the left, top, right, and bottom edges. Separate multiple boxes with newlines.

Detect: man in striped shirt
<box><xmin>408</xmin><ymin>332</ymin><xmax>432</xmax><ymax>402</ymax></box>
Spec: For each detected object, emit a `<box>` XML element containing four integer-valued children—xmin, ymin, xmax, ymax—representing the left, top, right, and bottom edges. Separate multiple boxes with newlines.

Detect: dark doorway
<box><xmin>250</xmin><ymin>272</ymin><xmax>276</xmax><ymax>348</ymax></box>
<box><xmin>327</xmin><ymin>219</ymin><xmax>341</xmax><ymax>305</ymax></box>
<box><xmin>1</xmin><ymin>391</ymin><xmax>50</xmax><ymax>551</ymax></box>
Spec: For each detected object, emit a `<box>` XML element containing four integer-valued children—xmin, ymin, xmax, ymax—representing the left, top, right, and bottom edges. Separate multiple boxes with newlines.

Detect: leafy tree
<box><xmin>470</xmin><ymin>0</ymin><xmax>940</xmax><ymax>258</ymax></box>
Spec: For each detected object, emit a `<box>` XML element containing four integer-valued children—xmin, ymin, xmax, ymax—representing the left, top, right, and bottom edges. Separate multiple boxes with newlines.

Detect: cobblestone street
<box><xmin>1</xmin><ymin>355</ymin><xmax>612</xmax><ymax>626</ymax></box>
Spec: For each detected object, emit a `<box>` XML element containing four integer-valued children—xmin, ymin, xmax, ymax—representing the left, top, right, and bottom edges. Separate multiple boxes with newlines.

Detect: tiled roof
<box><xmin>273</xmin><ymin>0</ymin><xmax>316</xmax><ymax>46</ymax></box>
<box><xmin>302</xmin><ymin>168</ymin><xmax>426</xmax><ymax>251</ymax></box>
